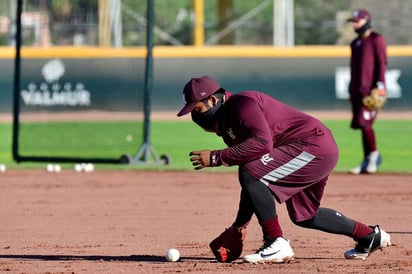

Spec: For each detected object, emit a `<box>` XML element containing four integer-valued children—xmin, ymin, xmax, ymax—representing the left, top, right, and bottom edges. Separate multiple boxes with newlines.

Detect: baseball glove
<box><xmin>209</xmin><ymin>227</ymin><xmax>246</xmax><ymax>262</ymax></box>
<box><xmin>362</xmin><ymin>88</ymin><xmax>387</xmax><ymax>111</ymax></box>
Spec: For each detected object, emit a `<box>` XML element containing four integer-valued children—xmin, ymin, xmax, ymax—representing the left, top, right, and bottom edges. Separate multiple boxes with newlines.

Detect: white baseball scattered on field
<box><xmin>54</xmin><ymin>164</ymin><xmax>61</xmax><ymax>172</ymax></box>
<box><xmin>74</xmin><ymin>163</ymin><xmax>94</xmax><ymax>172</ymax></box>
<box><xmin>84</xmin><ymin>163</ymin><xmax>94</xmax><ymax>172</ymax></box>
<box><xmin>126</xmin><ymin>134</ymin><xmax>133</xmax><ymax>142</ymax></box>
<box><xmin>47</xmin><ymin>164</ymin><xmax>62</xmax><ymax>172</ymax></box>
<box><xmin>74</xmin><ymin>164</ymin><xmax>83</xmax><ymax>172</ymax></box>
<box><xmin>46</xmin><ymin>164</ymin><xmax>54</xmax><ymax>172</ymax></box>
<box><xmin>165</xmin><ymin>248</ymin><xmax>180</xmax><ymax>262</ymax></box>
<box><xmin>0</xmin><ymin>164</ymin><xmax>6</xmax><ymax>173</ymax></box>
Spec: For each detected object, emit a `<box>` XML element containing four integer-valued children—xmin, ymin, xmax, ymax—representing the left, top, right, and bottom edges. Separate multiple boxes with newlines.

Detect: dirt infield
<box><xmin>0</xmin><ymin>170</ymin><xmax>411</xmax><ymax>273</ymax></box>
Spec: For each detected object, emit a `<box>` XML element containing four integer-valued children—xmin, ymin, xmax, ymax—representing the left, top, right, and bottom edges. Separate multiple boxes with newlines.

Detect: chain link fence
<box><xmin>0</xmin><ymin>0</ymin><xmax>411</xmax><ymax>47</ymax></box>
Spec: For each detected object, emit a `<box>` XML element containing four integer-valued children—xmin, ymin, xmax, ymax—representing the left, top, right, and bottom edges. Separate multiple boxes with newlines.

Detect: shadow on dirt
<box><xmin>0</xmin><ymin>254</ymin><xmax>213</xmax><ymax>262</ymax></box>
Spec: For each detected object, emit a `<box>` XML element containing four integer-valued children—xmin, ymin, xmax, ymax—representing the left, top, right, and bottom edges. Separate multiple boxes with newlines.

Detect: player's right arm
<box><xmin>211</xmin><ymin>96</ymin><xmax>273</xmax><ymax>167</ymax></box>
<box><xmin>373</xmin><ymin>34</ymin><xmax>387</xmax><ymax>88</ymax></box>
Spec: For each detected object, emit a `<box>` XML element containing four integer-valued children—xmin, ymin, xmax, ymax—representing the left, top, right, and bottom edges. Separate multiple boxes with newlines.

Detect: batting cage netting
<box><xmin>12</xmin><ymin>0</ymin><xmax>161</xmax><ymax>164</ymax></box>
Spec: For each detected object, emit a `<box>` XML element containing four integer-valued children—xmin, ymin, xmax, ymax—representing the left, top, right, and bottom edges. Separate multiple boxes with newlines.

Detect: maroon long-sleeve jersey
<box><xmin>211</xmin><ymin>91</ymin><xmax>335</xmax><ymax>167</ymax></box>
<box><xmin>349</xmin><ymin>31</ymin><xmax>387</xmax><ymax>98</ymax></box>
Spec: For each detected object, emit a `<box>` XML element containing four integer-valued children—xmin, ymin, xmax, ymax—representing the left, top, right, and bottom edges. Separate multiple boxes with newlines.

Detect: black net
<box><xmin>14</xmin><ymin>0</ymin><xmax>147</xmax><ymax>162</ymax></box>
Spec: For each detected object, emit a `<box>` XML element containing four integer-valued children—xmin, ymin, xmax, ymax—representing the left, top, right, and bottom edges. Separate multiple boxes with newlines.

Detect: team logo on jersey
<box><xmin>226</xmin><ymin>128</ymin><xmax>236</xmax><ymax>140</ymax></box>
<box><xmin>211</xmin><ymin>154</ymin><xmax>218</xmax><ymax>166</ymax></box>
<box><xmin>363</xmin><ymin>109</ymin><xmax>376</xmax><ymax>120</ymax></box>
<box><xmin>260</xmin><ymin>153</ymin><xmax>273</xmax><ymax>166</ymax></box>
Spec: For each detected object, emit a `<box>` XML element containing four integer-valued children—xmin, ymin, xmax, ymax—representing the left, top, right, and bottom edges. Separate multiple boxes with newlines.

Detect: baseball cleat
<box><xmin>243</xmin><ymin>237</ymin><xmax>294</xmax><ymax>263</ymax></box>
<box><xmin>344</xmin><ymin>225</ymin><xmax>391</xmax><ymax>260</ymax></box>
<box><xmin>366</xmin><ymin>151</ymin><xmax>382</xmax><ymax>173</ymax></box>
<box><xmin>349</xmin><ymin>159</ymin><xmax>368</xmax><ymax>174</ymax></box>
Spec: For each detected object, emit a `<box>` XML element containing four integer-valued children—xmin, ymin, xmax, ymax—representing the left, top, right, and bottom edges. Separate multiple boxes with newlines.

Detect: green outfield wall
<box><xmin>0</xmin><ymin>46</ymin><xmax>410</xmax><ymax>114</ymax></box>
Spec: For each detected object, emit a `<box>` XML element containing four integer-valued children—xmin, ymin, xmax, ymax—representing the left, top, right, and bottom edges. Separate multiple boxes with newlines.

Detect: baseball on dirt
<box><xmin>47</xmin><ymin>164</ymin><xmax>61</xmax><ymax>172</ymax></box>
<box><xmin>54</xmin><ymin>164</ymin><xmax>61</xmax><ymax>172</ymax></box>
<box><xmin>46</xmin><ymin>164</ymin><xmax>54</xmax><ymax>172</ymax></box>
<box><xmin>165</xmin><ymin>248</ymin><xmax>180</xmax><ymax>262</ymax></box>
<box><xmin>74</xmin><ymin>164</ymin><xmax>82</xmax><ymax>172</ymax></box>
<box><xmin>0</xmin><ymin>164</ymin><xmax>6</xmax><ymax>173</ymax></box>
<box><xmin>84</xmin><ymin>163</ymin><xmax>94</xmax><ymax>172</ymax></box>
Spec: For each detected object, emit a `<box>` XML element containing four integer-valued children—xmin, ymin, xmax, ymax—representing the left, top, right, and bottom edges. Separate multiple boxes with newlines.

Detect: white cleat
<box><xmin>349</xmin><ymin>159</ymin><xmax>368</xmax><ymax>174</ymax></box>
<box><xmin>366</xmin><ymin>151</ymin><xmax>382</xmax><ymax>173</ymax></box>
<box><xmin>243</xmin><ymin>237</ymin><xmax>294</xmax><ymax>263</ymax></box>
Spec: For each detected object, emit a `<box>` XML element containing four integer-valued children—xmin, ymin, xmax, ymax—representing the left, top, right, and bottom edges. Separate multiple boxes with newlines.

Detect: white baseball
<box><xmin>84</xmin><ymin>163</ymin><xmax>94</xmax><ymax>172</ymax></box>
<box><xmin>165</xmin><ymin>248</ymin><xmax>180</xmax><ymax>262</ymax></box>
<box><xmin>54</xmin><ymin>164</ymin><xmax>61</xmax><ymax>172</ymax></box>
<box><xmin>0</xmin><ymin>164</ymin><xmax>6</xmax><ymax>172</ymax></box>
<box><xmin>74</xmin><ymin>164</ymin><xmax>83</xmax><ymax>172</ymax></box>
<box><xmin>46</xmin><ymin>164</ymin><xmax>54</xmax><ymax>172</ymax></box>
<box><xmin>125</xmin><ymin>134</ymin><xmax>133</xmax><ymax>142</ymax></box>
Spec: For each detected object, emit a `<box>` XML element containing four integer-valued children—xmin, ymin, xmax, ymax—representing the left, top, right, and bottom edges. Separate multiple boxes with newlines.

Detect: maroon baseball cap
<box><xmin>176</xmin><ymin>76</ymin><xmax>221</xmax><ymax>117</ymax></box>
<box><xmin>347</xmin><ymin>9</ymin><xmax>371</xmax><ymax>22</ymax></box>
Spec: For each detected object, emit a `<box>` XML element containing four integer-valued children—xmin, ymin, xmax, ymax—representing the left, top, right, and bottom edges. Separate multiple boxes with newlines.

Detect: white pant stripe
<box><xmin>260</xmin><ymin>151</ymin><xmax>316</xmax><ymax>186</ymax></box>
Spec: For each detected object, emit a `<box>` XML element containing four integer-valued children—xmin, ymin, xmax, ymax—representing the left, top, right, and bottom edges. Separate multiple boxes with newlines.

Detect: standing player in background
<box><xmin>347</xmin><ymin>9</ymin><xmax>388</xmax><ymax>174</ymax></box>
<box><xmin>177</xmin><ymin>75</ymin><xmax>391</xmax><ymax>263</ymax></box>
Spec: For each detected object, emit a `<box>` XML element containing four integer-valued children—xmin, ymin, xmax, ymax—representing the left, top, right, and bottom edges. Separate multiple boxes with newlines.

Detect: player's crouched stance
<box><xmin>243</xmin><ymin>224</ymin><xmax>391</xmax><ymax>263</ymax></box>
<box><xmin>177</xmin><ymin>75</ymin><xmax>391</xmax><ymax>264</ymax></box>
<box><xmin>244</xmin><ymin>225</ymin><xmax>391</xmax><ymax>263</ymax></box>
<box><xmin>210</xmin><ymin>225</ymin><xmax>391</xmax><ymax>264</ymax></box>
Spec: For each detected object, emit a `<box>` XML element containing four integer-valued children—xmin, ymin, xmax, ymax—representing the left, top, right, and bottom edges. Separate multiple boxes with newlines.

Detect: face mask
<box><xmin>191</xmin><ymin>99</ymin><xmax>223</xmax><ymax>130</ymax></box>
<box><xmin>355</xmin><ymin>20</ymin><xmax>371</xmax><ymax>35</ymax></box>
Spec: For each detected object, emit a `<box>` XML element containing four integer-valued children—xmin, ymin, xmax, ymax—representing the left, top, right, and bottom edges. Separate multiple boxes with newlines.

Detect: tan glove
<box><xmin>362</xmin><ymin>88</ymin><xmax>387</xmax><ymax>111</ymax></box>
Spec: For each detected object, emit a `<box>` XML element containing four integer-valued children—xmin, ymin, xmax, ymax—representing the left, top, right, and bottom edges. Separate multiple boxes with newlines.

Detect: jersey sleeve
<box><xmin>211</xmin><ymin>96</ymin><xmax>273</xmax><ymax>166</ymax></box>
<box><xmin>374</xmin><ymin>35</ymin><xmax>388</xmax><ymax>87</ymax></box>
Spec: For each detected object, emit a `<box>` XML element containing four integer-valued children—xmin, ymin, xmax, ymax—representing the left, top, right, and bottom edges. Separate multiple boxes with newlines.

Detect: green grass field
<box><xmin>0</xmin><ymin>119</ymin><xmax>411</xmax><ymax>173</ymax></box>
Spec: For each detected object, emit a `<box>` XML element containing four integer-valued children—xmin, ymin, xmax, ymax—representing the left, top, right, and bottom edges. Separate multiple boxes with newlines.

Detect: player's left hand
<box><xmin>209</xmin><ymin>226</ymin><xmax>246</xmax><ymax>262</ymax></box>
<box><xmin>189</xmin><ymin>150</ymin><xmax>211</xmax><ymax>170</ymax></box>
<box><xmin>362</xmin><ymin>88</ymin><xmax>387</xmax><ymax>111</ymax></box>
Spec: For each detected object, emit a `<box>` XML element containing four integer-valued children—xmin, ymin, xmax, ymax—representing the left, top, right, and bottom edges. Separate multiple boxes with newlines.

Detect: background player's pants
<box><xmin>351</xmin><ymin>100</ymin><xmax>379</xmax><ymax>157</ymax></box>
<box><xmin>361</xmin><ymin>126</ymin><xmax>377</xmax><ymax>157</ymax></box>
